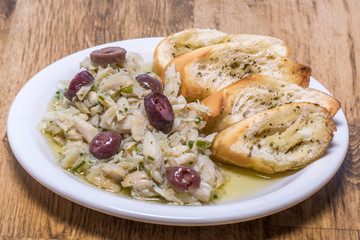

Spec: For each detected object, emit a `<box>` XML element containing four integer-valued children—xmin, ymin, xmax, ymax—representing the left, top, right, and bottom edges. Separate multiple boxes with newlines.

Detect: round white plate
<box><xmin>7</xmin><ymin>37</ymin><xmax>349</xmax><ymax>226</ymax></box>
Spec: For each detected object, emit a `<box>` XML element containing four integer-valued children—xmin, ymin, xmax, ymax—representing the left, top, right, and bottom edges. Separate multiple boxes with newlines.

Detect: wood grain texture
<box><xmin>1</xmin><ymin>0</ymin><xmax>359</xmax><ymax>239</ymax></box>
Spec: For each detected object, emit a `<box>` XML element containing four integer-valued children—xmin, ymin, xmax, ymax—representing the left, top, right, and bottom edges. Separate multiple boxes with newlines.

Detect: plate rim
<box><xmin>6</xmin><ymin>37</ymin><xmax>349</xmax><ymax>226</ymax></box>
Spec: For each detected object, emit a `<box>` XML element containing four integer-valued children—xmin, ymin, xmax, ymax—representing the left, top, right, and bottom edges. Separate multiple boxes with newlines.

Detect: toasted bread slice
<box><xmin>161</xmin><ymin>42</ymin><xmax>310</xmax><ymax>102</ymax></box>
<box><xmin>153</xmin><ymin>28</ymin><xmax>229</xmax><ymax>76</ymax></box>
<box><xmin>210</xmin><ymin>102</ymin><xmax>336</xmax><ymax>174</ymax></box>
<box><xmin>153</xmin><ymin>28</ymin><xmax>289</xmax><ymax>76</ymax></box>
<box><xmin>201</xmin><ymin>75</ymin><xmax>340</xmax><ymax>133</ymax></box>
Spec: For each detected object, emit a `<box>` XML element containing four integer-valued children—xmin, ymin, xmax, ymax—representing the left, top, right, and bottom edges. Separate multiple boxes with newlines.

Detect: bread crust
<box><xmin>201</xmin><ymin>75</ymin><xmax>340</xmax><ymax>133</ymax></box>
<box><xmin>153</xmin><ymin>28</ymin><xmax>228</xmax><ymax>76</ymax></box>
<box><xmin>211</xmin><ymin>116</ymin><xmax>274</xmax><ymax>172</ymax></box>
<box><xmin>161</xmin><ymin>47</ymin><xmax>211</xmax><ymax>100</ymax></box>
<box><xmin>153</xmin><ymin>36</ymin><xmax>168</xmax><ymax>76</ymax></box>
<box><xmin>162</xmin><ymin>42</ymin><xmax>311</xmax><ymax>102</ymax></box>
<box><xmin>211</xmin><ymin>102</ymin><xmax>336</xmax><ymax>174</ymax></box>
<box><xmin>154</xmin><ymin>29</ymin><xmax>290</xmax><ymax>77</ymax></box>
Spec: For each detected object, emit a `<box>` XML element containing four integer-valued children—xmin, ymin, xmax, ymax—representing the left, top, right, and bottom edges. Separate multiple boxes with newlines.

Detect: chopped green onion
<box><xmin>132</xmin><ymin>144</ymin><xmax>138</xmax><ymax>152</ymax></box>
<box><xmin>188</xmin><ymin>140</ymin><xmax>194</xmax><ymax>149</ymax></box>
<box><xmin>79</xmin><ymin>153</ymin><xmax>84</xmax><ymax>156</ymax></box>
<box><xmin>194</xmin><ymin>117</ymin><xmax>201</xmax><ymax>124</ymax></box>
<box><xmin>90</xmin><ymin>85</ymin><xmax>97</xmax><ymax>91</ymax></box>
<box><xmin>71</xmin><ymin>161</ymin><xmax>86</xmax><ymax>173</ymax></box>
<box><xmin>98</xmin><ymin>95</ymin><xmax>104</xmax><ymax>101</ymax></box>
<box><xmin>147</xmin><ymin>170</ymin><xmax>151</xmax><ymax>177</ymax></box>
<box><xmin>148</xmin><ymin>156</ymin><xmax>154</xmax><ymax>161</ymax></box>
<box><xmin>124</xmin><ymin>107</ymin><xmax>128</xmax><ymax>112</ymax></box>
<box><xmin>213</xmin><ymin>192</ymin><xmax>218</xmax><ymax>199</ymax></box>
<box><xmin>120</xmin><ymin>86</ymin><xmax>133</xmax><ymax>93</ymax></box>
<box><xmin>164</xmin><ymin>159</ymin><xmax>168</xmax><ymax>164</ymax></box>
<box><xmin>196</xmin><ymin>140</ymin><xmax>209</xmax><ymax>148</ymax></box>
<box><xmin>55</xmin><ymin>90</ymin><xmax>61</xmax><ymax>99</ymax></box>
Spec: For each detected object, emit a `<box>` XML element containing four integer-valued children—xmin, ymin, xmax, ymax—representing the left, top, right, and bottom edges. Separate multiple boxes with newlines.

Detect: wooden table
<box><xmin>1</xmin><ymin>0</ymin><xmax>359</xmax><ymax>239</ymax></box>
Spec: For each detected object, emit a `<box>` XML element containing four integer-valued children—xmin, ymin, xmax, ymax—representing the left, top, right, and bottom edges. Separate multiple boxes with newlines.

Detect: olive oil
<box><xmin>44</xmin><ymin>132</ymin><xmax>295</xmax><ymax>204</ymax></box>
<box><xmin>216</xmin><ymin>164</ymin><xmax>295</xmax><ymax>203</ymax></box>
<box><xmin>43</xmin><ymin>132</ymin><xmax>62</xmax><ymax>160</ymax></box>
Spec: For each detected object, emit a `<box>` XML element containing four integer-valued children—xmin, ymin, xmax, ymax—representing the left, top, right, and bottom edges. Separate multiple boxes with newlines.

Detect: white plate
<box><xmin>7</xmin><ymin>37</ymin><xmax>349</xmax><ymax>226</ymax></box>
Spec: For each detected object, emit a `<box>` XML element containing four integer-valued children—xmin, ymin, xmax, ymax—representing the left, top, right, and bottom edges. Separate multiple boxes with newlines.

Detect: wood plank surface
<box><xmin>1</xmin><ymin>0</ymin><xmax>359</xmax><ymax>239</ymax></box>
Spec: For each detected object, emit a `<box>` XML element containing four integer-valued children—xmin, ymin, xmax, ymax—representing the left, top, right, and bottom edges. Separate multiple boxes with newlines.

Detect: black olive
<box><xmin>144</xmin><ymin>92</ymin><xmax>174</xmax><ymax>134</ymax></box>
